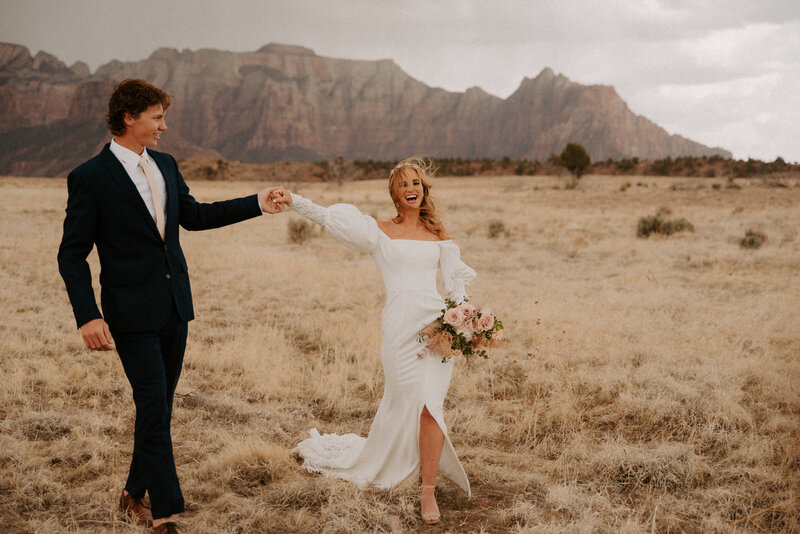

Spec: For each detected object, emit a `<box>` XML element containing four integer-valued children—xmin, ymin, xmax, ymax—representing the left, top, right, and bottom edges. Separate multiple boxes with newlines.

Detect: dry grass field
<box><xmin>1</xmin><ymin>174</ymin><xmax>798</xmax><ymax>533</ymax></box>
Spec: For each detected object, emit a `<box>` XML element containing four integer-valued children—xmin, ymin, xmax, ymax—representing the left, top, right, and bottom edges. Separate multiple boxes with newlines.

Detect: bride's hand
<box><xmin>258</xmin><ymin>186</ymin><xmax>284</xmax><ymax>214</ymax></box>
<box><xmin>270</xmin><ymin>187</ymin><xmax>292</xmax><ymax>205</ymax></box>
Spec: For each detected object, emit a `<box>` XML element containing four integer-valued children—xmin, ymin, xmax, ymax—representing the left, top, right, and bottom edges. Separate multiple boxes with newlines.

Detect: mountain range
<box><xmin>0</xmin><ymin>42</ymin><xmax>730</xmax><ymax>177</ymax></box>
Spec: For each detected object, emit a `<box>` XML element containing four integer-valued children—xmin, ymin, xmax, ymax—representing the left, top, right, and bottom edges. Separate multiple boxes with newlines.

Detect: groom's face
<box><xmin>124</xmin><ymin>104</ymin><xmax>168</xmax><ymax>150</ymax></box>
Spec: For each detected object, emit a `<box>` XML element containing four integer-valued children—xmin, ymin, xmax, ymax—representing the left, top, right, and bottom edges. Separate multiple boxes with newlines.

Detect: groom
<box><xmin>57</xmin><ymin>79</ymin><xmax>282</xmax><ymax>533</ymax></box>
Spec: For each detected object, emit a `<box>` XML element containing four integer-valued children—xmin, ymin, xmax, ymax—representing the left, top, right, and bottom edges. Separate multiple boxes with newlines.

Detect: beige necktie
<box><xmin>138</xmin><ymin>156</ymin><xmax>166</xmax><ymax>240</ymax></box>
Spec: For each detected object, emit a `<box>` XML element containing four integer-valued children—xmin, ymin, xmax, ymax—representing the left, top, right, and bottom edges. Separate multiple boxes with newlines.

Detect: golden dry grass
<box><xmin>1</xmin><ymin>174</ymin><xmax>798</xmax><ymax>533</ymax></box>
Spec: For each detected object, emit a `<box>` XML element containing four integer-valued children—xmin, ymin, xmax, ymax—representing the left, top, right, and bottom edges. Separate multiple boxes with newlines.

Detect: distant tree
<box><xmin>330</xmin><ymin>156</ymin><xmax>346</xmax><ymax>186</ymax></box>
<box><xmin>550</xmin><ymin>142</ymin><xmax>591</xmax><ymax>186</ymax></box>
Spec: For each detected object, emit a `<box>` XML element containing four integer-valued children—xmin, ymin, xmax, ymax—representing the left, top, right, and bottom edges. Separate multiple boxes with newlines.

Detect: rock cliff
<box><xmin>0</xmin><ymin>42</ymin><xmax>730</xmax><ymax>176</ymax></box>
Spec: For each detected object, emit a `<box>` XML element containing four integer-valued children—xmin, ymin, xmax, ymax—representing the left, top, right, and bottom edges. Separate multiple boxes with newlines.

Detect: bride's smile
<box><xmin>396</xmin><ymin>176</ymin><xmax>425</xmax><ymax>210</ymax></box>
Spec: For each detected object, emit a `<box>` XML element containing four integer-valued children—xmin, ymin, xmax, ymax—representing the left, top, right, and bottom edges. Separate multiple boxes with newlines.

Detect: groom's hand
<box><xmin>80</xmin><ymin>318</ymin><xmax>114</xmax><ymax>351</ymax></box>
<box><xmin>270</xmin><ymin>187</ymin><xmax>292</xmax><ymax>205</ymax></box>
<box><xmin>258</xmin><ymin>186</ymin><xmax>285</xmax><ymax>214</ymax></box>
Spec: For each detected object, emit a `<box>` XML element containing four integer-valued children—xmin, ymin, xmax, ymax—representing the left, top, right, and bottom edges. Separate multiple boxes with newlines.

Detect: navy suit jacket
<box><xmin>58</xmin><ymin>144</ymin><xmax>262</xmax><ymax>332</ymax></box>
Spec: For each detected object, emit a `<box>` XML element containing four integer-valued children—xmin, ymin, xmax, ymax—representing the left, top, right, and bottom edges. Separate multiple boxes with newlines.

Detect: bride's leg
<box><xmin>419</xmin><ymin>406</ymin><xmax>443</xmax><ymax>521</ymax></box>
<box><xmin>420</xmin><ymin>406</ymin><xmax>444</xmax><ymax>481</ymax></box>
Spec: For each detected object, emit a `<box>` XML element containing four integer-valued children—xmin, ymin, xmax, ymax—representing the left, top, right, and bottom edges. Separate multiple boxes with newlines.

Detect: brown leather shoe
<box><xmin>119</xmin><ymin>490</ymin><xmax>153</xmax><ymax>526</ymax></box>
<box><xmin>150</xmin><ymin>522</ymin><xmax>179</xmax><ymax>533</ymax></box>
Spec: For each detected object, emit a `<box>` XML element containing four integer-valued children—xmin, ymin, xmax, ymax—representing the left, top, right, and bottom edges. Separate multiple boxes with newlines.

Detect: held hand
<box><xmin>269</xmin><ymin>187</ymin><xmax>292</xmax><ymax>205</ymax></box>
<box><xmin>80</xmin><ymin>318</ymin><xmax>114</xmax><ymax>351</ymax></box>
<box><xmin>258</xmin><ymin>186</ymin><xmax>285</xmax><ymax>214</ymax></box>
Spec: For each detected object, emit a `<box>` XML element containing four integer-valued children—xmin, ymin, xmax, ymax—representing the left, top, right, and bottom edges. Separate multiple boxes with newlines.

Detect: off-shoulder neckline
<box><xmin>376</xmin><ymin>228</ymin><xmax>452</xmax><ymax>243</ymax></box>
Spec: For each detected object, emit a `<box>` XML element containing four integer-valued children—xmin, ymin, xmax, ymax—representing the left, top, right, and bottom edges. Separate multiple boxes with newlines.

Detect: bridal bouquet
<box><xmin>417</xmin><ymin>298</ymin><xmax>504</xmax><ymax>363</ymax></box>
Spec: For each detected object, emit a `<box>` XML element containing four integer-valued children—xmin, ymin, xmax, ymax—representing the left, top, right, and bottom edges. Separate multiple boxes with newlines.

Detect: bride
<box><xmin>270</xmin><ymin>157</ymin><xmax>476</xmax><ymax>524</ymax></box>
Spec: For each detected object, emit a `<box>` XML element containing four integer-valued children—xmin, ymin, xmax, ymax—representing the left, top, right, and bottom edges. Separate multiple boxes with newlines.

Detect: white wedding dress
<box><xmin>290</xmin><ymin>194</ymin><xmax>475</xmax><ymax>497</ymax></box>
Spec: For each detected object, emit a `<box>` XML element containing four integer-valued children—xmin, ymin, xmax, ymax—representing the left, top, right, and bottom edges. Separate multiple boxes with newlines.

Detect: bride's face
<box><xmin>393</xmin><ymin>168</ymin><xmax>425</xmax><ymax>211</ymax></box>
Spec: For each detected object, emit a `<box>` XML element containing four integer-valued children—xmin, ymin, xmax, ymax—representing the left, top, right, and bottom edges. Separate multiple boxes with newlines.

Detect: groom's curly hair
<box><xmin>105</xmin><ymin>79</ymin><xmax>171</xmax><ymax>136</ymax></box>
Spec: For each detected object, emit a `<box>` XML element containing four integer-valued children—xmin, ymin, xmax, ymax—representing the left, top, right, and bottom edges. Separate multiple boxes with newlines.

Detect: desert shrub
<box><xmin>739</xmin><ymin>229</ymin><xmax>767</xmax><ymax>249</ymax></box>
<box><xmin>619</xmin><ymin>182</ymin><xmax>631</xmax><ymax>192</ymax></box>
<box><xmin>617</xmin><ymin>158</ymin><xmax>635</xmax><ymax>172</ymax></box>
<box><xmin>712</xmin><ymin>183</ymin><xmax>721</xmax><ymax>190</ymax></box>
<box><xmin>650</xmin><ymin>157</ymin><xmax>673</xmax><ymax>176</ymax></box>
<box><xmin>664</xmin><ymin>218</ymin><xmax>694</xmax><ymax>234</ymax></box>
<box><xmin>488</xmin><ymin>220</ymin><xmax>509</xmax><ymax>238</ymax></box>
<box><xmin>288</xmin><ymin>219</ymin><xmax>312</xmax><ymax>244</ymax></box>
<box><xmin>550</xmin><ymin>142</ymin><xmax>591</xmax><ymax>182</ymax></box>
<box><xmin>637</xmin><ymin>210</ymin><xmax>694</xmax><ymax>238</ymax></box>
<box><xmin>636</xmin><ymin>215</ymin><xmax>660</xmax><ymax>238</ymax></box>
<box><xmin>511</xmin><ymin>159</ymin><xmax>540</xmax><ymax>176</ymax></box>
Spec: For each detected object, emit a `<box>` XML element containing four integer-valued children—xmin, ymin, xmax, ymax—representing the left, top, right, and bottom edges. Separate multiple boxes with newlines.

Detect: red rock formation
<box><xmin>0</xmin><ymin>42</ymin><xmax>730</xmax><ymax>177</ymax></box>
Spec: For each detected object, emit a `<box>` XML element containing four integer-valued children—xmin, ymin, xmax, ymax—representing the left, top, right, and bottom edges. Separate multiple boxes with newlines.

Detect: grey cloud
<box><xmin>0</xmin><ymin>0</ymin><xmax>797</xmax><ymax>160</ymax></box>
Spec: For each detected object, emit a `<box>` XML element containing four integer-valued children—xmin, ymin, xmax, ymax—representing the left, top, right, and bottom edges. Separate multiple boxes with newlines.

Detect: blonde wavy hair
<box><xmin>388</xmin><ymin>156</ymin><xmax>450</xmax><ymax>240</ymax></box>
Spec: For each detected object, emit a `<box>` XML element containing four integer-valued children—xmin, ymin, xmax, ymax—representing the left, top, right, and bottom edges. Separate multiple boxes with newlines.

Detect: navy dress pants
<box><xmin>112</xmin><ymin>304</ymin><xmax>187</xmax><ymax>520</ymax></box>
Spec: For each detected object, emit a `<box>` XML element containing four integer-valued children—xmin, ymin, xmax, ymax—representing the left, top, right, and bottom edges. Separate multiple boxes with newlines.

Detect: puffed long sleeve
<box><xmin>438</xmin><ymin>241</ymin><xmax>476</xmax><ymax>303</ymax></box>
<box><xmin>290</xmin><ymin>193</ymin><xmax>379</xmax><ymax>254</ymax></box>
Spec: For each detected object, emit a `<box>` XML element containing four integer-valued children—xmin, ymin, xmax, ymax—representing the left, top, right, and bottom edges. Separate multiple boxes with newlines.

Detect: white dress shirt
<box><xmin>109</xmin><ymin>139</ymin><xmax>168</xmax><ymax>224</ymax></box>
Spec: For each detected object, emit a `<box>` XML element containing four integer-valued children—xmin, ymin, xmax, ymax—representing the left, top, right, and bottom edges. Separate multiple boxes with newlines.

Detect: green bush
<box><xmin>739</xmin><ymin>230</ymin><xmax>766</xmax><ymax>249</ymax></box>
<box><xmin>664</xmin><ymin>218</ymin><xmax>694</xmax><ymax>234</ymax></box>
<box><xmin>488</xmin><ymin>220</ymin><xmax>509</xmax><ymax>238</ymax></box>
<box><xmin>637</xmin><ymin>211</ymin><xmax>694</xmax><ymax>238</ymax></box>
<box><xmin>551</xmin><ymin>142</ymin><xmax>591</xmax><ymax>180</ymax></box>
<box><xmin>288</xmin><ymin>219</ymin><xmax>312</xmax><ymax>244</ymax></box>
<box><xmin>650</xmin><ymin>157</ymin><xmax>673</xmax><ymax>176</ymax></box>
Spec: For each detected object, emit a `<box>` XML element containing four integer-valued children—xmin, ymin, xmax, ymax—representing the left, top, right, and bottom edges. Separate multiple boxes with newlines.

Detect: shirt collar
<box><xmin>110</xmin><ymin>138</ymin><xmax>152</xmax><ymax>167</ymax></box>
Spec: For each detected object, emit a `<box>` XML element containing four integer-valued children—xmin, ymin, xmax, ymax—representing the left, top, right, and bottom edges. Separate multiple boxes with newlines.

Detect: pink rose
<box><xmin>478</xmin><ymin>313</ymin><xmax>495</xmax><ymax>331</ymax></box>
<box><xmin>444</xmin><ymin>307</ymin><xmax>465</xmax><ymax>326</ymax></box>
<box><xmin>459</xmin><ymin>303</ymin><xmax>476</xmax><ymax>319</ymax></box>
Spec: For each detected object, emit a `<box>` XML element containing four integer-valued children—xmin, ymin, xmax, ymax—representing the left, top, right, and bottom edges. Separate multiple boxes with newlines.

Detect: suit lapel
<box><xmin>99</xmin><ymin>144</ymin><xmax>162</xmax><ymax>238</ymax></box>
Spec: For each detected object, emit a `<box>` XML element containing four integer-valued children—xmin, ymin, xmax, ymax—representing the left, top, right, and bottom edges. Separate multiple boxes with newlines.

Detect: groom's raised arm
<box><xmin>170</xmin><ymin>157</ymin><xmax>283</xmax><ymax>230</ymax></box>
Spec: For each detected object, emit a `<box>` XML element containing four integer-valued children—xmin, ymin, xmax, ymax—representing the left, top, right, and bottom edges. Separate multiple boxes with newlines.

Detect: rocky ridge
<box><xmin>0</xmin><ymin>42</ymin><xmax>730</xmax><ymax>177</ymax></box>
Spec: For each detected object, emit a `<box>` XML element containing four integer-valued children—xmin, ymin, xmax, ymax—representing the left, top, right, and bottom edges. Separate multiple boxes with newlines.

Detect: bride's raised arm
<box><xmin>284</xmin><ymin>191</ymin><xmax>379</xmax><ymax>254</ymax></box>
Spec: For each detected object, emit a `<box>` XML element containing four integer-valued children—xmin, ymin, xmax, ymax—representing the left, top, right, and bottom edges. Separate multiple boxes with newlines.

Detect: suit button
<box><xmin>164</xmin><ymin>244</ymin><xmax>168</xmax><ymax>251</ymax></box>
<box><xmin>165</xmin><ymin>274</ymin><xmax>171</xmax><ymax>280</ymax></box>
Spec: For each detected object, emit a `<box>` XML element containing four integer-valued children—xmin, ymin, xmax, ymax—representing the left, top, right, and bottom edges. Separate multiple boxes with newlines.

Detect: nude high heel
<box><xmin>420</xmin><ymin>484</ymin><xmax>441</xmax><ymax>525</ymax></box>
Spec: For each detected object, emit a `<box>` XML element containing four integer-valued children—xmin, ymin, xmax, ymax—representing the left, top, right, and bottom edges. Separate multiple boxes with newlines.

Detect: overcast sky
<box><xmin>2</xmin><ymin>0</ymin><xmax>798</xmax><ymax>162</ymax></box>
